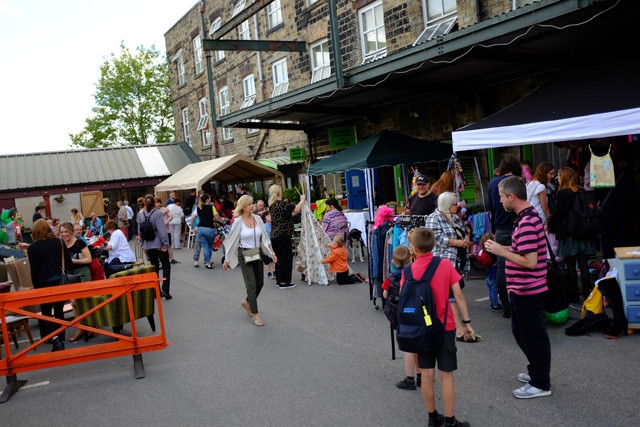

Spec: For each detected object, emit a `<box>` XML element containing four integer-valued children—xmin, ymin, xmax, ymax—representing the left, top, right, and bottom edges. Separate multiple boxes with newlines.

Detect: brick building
<box><xmin>165</xmin><ymin>0</ymin><xmax>638</xmax><ymax>206</ymax></box>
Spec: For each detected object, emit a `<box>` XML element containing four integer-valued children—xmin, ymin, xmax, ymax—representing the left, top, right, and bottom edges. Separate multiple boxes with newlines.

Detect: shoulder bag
<box><xmin>240</xmin><ymin>217</ymin><xmax>261</xmax><ymax>264</ymax></box>
<box><xmin>59</xmin><ymin>239</ymin><xmax>81</xmax><ymax>285</ymax></box>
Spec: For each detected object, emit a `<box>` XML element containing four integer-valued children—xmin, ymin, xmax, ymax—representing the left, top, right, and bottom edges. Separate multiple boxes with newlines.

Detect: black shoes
<box><xmin>51</xmin><ymin>336</ymin><xmax>65</xmax><ymax>352</ymax></box>
<box><xmin>428</xmin><ymin>414</ymin><xmax>445</xmax><ymax>427</ymax></box>
<box><xmin>396</xmin><ymin>377</ymin><xmax>416</xmax><ymax>390</ymax></box>
<box><xmin>161</xmin><ymin>292</ymin><xmax>173</xmax><ymax>300</ymax></box>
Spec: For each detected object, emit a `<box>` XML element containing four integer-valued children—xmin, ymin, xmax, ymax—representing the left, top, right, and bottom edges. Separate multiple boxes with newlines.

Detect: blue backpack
<box><xmin>396</xmin><ymin>257</ymin><xmax>446</xmax><ymax>354</ymax></box>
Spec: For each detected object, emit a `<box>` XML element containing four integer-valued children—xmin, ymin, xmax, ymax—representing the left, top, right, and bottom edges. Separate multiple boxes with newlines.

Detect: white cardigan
<box><xmin>224</xmin><ymin>214</ymin><xmax>273</xmax><ymax>269</ymax></box>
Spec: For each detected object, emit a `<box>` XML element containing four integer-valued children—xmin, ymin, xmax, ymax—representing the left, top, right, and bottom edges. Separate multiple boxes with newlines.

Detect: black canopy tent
<box><xmin>452</xmin><ymin>53</ymin><xmax>640</xmax><ymax>151</ymax></box>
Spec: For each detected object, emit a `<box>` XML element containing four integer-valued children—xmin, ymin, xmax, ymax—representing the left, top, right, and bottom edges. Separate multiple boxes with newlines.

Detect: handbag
<box><xmin>543</xmin><ymin>234</ymin><xmax>568</xmax><ymax>314</ymax></box>
<box><xmin>240</xmin><ymin>218</ymin><xmax>261</xmax><ymax>264</ymax></box>
<box><xmin>59</xmin><ymin>239</ymin><xmax>81</xmax><ymax>285</ymax></box>
<box><xmin>262</xmin><ymin>252</ymin><xmax>273</xmax><ymax>265</ymax></box>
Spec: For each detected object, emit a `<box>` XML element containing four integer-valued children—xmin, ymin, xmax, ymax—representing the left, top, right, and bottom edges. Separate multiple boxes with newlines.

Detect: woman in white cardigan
<box><xmin>223</xmin><ymin>195</ymin><xmax>277</xmax><ymax>327</ymax></box>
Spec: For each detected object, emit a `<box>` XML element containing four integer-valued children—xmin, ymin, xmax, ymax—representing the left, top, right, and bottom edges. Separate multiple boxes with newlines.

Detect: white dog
<box><xmin>349</xmin><ymin>229</ymin><xmax>365</xmax><ymax>263</ymax></box>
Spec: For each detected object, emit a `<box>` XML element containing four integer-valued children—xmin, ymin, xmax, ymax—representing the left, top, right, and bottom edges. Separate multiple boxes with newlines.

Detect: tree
<box><xmin>70</xmin><ymin>43</ymin><xmax>174</xmax><ymax>148</ymax></box>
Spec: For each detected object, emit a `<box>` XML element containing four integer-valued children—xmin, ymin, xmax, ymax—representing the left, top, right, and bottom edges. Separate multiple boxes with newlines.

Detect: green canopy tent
<box><xmin>307</xmin><ymin>130</ymin><xmax>453</xmax><ymax>175</ymax></box>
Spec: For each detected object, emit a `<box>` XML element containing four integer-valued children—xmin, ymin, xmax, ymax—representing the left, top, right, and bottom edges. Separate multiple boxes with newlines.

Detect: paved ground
<box><xmin>2</xmin><ymin>243</ymin><xmax>638</xmax><ymax>426</ymax></box>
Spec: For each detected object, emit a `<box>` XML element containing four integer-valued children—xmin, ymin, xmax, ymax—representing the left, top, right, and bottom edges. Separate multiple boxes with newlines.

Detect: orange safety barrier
<box><xmin>0</xmin><ymin>272</ymin><xmax>173</xmax><ymax>403</ymax></box>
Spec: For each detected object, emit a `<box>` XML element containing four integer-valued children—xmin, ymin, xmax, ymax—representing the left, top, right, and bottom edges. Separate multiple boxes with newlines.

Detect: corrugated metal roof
<box><xmin>0</xmin><ymin>142</ymin><xmax>201</xmax><ymax>192</ymax></box>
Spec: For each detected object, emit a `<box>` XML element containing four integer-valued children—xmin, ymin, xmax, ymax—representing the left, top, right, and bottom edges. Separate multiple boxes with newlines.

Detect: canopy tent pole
<box><xmin>364</xmin><ymin>168</ymin><xmax>375</xmax><ymax>220</ymax></box>
<box><xmin>473</xmin><ymin>156</ymin><xmax>486</xmax><ymax>211</ymax></box>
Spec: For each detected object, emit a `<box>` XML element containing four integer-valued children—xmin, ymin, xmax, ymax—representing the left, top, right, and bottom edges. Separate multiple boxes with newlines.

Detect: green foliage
<box><xmin>282</xmin><ymin>185</ymin><xmax>302</xmax><ymax>204</ymax></box>
<box><xmin>70</xmin><ymin>42</ymin><xmax>174</xmax><ymax>148</ymax></box>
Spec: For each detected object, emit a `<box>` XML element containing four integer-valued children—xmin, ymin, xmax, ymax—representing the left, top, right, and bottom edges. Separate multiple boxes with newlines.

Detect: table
<box><xmin>344</xmin><ymin>211</ymin><xmax>371</xmax><ymax>246</ymax></box>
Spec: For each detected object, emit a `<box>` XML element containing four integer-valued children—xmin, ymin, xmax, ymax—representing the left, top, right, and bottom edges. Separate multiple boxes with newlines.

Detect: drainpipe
<box><xmin>253</xmin><ymin>11</ymin><xmax>269</xmax><ymax>158</ymax></box>
<box><xmin>328</xmin><ymin>0</ymin><xmax>344</xmax><ymax>88</ymax></box>
<box><xmin>201</xmin><ymin>1</ymin><xmax>220</xmax><ymax>158</ymax></box>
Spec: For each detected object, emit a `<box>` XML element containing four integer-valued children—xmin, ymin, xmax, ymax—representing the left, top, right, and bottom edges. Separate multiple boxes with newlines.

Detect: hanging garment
<box><xmin>295</xmin><ymin>203</ymin><xmax>334</xmax><ymax>285</ymax></box>
<box><xmin>589</xmin><ymin>144</ymin><xmax>615</xmax><ymax>188</ymax></box>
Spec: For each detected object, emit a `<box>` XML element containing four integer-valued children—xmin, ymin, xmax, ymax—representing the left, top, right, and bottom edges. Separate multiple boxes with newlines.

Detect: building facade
<box><xmin>164</xmin><ymin>0</ymin><xmax>634</xmax><ymax>204</ymax></box>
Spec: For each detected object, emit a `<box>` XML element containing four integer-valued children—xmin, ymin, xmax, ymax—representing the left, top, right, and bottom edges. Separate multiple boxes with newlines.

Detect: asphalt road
<box><xmin>2</xmin><ymin>245</ymin><xmax>638</xmax><ymax>426</ymax></box>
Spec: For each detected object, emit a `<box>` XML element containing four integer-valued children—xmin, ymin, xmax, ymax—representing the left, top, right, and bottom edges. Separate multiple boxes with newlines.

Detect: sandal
<box><xmin>456</xmin><ymin>333</ymin><xmax>482</xmax><ymax>343</ymax></box>
<box><xmin>241</xmin><ymin>300</ymin><xmax>252</xmax><ymax>317</ymax></box>
<box><xmin>253</xmin><ymin>316</ymin><xmax>264</xmax><ymax>327</ymax></box>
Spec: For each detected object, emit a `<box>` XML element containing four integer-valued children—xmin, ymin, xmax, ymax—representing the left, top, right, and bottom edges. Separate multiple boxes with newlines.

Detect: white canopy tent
<box><xmin>452</xmin><ymin>54</ymin><xmax>640</xmax><ymax>151</ymax></box>
<box><xmin>155</xmin><ymin>154</ymin><xmax>283</xmax><ymax>195</ymax></box>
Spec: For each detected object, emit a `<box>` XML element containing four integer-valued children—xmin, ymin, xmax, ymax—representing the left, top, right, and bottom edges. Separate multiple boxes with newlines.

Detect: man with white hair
<box><xmin>124</xmin><ymin>200</ymin><xmax>134</xmax><ymax>240</ymax></box>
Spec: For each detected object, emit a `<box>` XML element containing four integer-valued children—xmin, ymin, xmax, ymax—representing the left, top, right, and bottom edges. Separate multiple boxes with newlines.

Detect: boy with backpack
<box><xmin>400</xmin><ymin>227</ymin><xmax>473</xmax><ymax>427</ymax></box>
<box><xmin>382</xmin><ymin>245</ymin><xmax>423</xmax><ymax>391</ymax></box>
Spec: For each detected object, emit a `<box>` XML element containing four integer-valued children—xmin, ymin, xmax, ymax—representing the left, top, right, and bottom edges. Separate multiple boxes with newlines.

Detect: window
<box><xmin>219</xmin><ymin>87</ymin><xmax>233</xmax><ymax>140</ymax></box>
<box><xmin>241</xmin><ymin>75</ymin><xmax>256</xmax><ymax>109</ymax></box>
<box><xmin>271</xmin><ymin>58</ymin><xmax>289</xmax><ymax>98</ymax></box>
<box><xmin>209</xmin><ymin>18</ymin><xmax>225</xmax><ymax>62</ymax></box>
<box><xmin>413</xmin><ymin>16</ymin><xmax>457</xmax><ymax>46</ymax></box>
<box><xmin>359</xmin><ymin>1</ymin><xmax>387</xmax><ymax>64</ymax></box>
<box><xmin>414</xmin><ymin>0</ymin><xmax>457</xmax><ymax>46</ymax></box>
<box><xmin>241</xmin><ymin>75</ymin><xmax>259</xmax><ymax>134</ymax></box>
<box><xmin>182</xmin><ymin>107</ymin><xmax>192</xmax><ymax>146</ymax></box>
<box><xmin>197</xmin><ymin>98</ymin><xmax>211</xmax><ymax>147</ymax></box>
<box><xmin>310</xmin><ymin>39</ymin><xmax>331</xmax><ymax>83</ymax></box>
<box><xmin>193</xmin><ymin>36</ymin><xmax>204</xmax><ymax>74</ymax></box>
<box><xmin>172</xmin><ymin>49</ymin><xmax>186</xmax><ymax>86</ymax></box>
<box><xmin>267</xmin><ymin>0</ymin><xmax>283</xmax><ymax>30</ymax></box>
<box><xmin>234</xmin><ymin>0</ymin><xmax>251</xmax><ymax>40</ymax></box>
<box><xmin>423</xmin><ymin>0</ymin><xmax>456</xmax><ymax>23</ymax></box>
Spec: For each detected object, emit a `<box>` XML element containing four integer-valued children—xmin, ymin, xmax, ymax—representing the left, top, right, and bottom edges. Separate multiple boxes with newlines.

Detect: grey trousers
<box><xmin>239</xmin><ymin>249</ymin><xmax>265</xmax><ymax>314</ymax></box>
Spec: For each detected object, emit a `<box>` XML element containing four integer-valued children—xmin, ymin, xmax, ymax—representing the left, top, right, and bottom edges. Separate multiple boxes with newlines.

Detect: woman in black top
<box><xmin>268</xmin><ymin>184</ymin><xmax>305</xmax><ymax>289</ymax></box>
<box><xmin>192</xmin><ymin>193</ymin><xmax>221</xmax><ymax>269</ymax></box>
<box><xmin>28</xmin><ymin>218</ymin><xmax>74</xmax><ymax>348</ymax></box>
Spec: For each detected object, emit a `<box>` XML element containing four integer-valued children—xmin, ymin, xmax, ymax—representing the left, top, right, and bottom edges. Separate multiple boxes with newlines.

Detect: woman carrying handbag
<box><xmin>27</xmin><ymin>219</ymin><xmax>75</xmax><ymax>350</ymax></box>
<box><xmin>222</xmin><ymin>195</ymin><xmax>277</xmax><ymax>327</ymax></box>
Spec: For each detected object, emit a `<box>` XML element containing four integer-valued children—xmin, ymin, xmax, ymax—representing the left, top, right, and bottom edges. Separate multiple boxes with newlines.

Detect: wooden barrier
<box><xmin>0</xmin><ymin>273</ymin><xmax>173</xmax><ymax>403</ymax></box>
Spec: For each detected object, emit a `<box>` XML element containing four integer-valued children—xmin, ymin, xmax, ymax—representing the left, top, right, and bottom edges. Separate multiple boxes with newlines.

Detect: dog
<box><xmin>348</xmin><ymin>228</ymin><xmax>366</xmax><ymax>263</ymax></box>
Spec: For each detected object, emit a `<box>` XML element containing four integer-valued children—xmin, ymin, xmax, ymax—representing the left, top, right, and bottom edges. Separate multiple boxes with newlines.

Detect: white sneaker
<box><xmin>194</xmin><ymin>261</ymin><xmax>199</xmax><ymax>268</ymax></box>
<box><xmin>517</xmin><ymin>373</ymin><xmax>531</xmax><ymax>383</ymax></box>
<box><xmin>513</xmin><ymin>384</ymin><xmax>551</xmax><ymax>399</ymax></box>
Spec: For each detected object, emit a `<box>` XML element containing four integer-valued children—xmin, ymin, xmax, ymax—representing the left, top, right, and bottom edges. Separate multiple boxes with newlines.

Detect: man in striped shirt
<box><xmin>485</xmin><ymin>175</ymin><xmax>551</xmax><ymax>399</ymax></box>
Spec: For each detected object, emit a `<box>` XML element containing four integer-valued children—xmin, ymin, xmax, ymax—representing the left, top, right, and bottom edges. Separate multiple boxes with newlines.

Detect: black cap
<box><xmin>415</xmin><ymin>175</ymin><xmax>429</xmax><ymax>185</ymax></box>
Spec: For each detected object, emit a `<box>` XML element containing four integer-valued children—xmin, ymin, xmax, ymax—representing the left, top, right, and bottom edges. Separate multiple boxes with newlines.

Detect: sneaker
<box><xmin>278</xmin><ymin>283</ymin><xmax>296</xmax><ymax>289</ymax></box>
<box><xmin>428</xmin><ymin>414</ymin><xmax>445</xmax><ymax>427</ymax></box>
<box><xmin>444</xmin><ymin>420</ymin><xmax>470</xmax><ymax>427</ymax></box>
<box><xmin>518</xmin><ymin>373</ymin><xmax>531</xmax><ymax>383</ymax></box>
<box><xmin>205</xmin><ymin>263</ymin><xmax>213</xmax><ymax>269</ymax></box>
<box><xmin>51</xmin><ymin>336</ymin><xmax>65</xmax><ymax>352</ymax></box>
<box><xmin>194</xmin><ymin>261</ymin><xmax>199</xmax><ymax>268</ymax></box>
<box><xmin>171</xmin><ymin>259</ymin><xmax>180</xmax><ymax>264</ymax></box>
<box><xmin>395</xmin><ymin>377</ymin><xmax>416</xmax><ymax>390</ymax></box>
<box><xmin>491</xmin><ymin>304</ymin><xmax>504</xmax><ymax>312</ymax></box>
<box><xmin>513</xmin><ymin>383</ymin><xmax>551</xmax><ymax>399</ymax></box>
<box><xmin>270</xmin><ymin>274</ymin><xmax>277</xmax><ymax>280</ymax></box>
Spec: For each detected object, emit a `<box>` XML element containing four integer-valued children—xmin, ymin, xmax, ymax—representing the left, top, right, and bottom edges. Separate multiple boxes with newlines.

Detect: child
<box><xmin>260</xmin><ymin>211</ymin><xmax>275</xmax><ymax>279</ymax></box>
<box><xmin>321</xmin><ymin>235</ymin><xmax>365</xmax><ymax>284</ymax></box>
<box><xmin>478</xmin><ymin>232</ymin><xmax>501</xmax><ymax>312</ymax></box>
<box><xmin>382</xmin><ymin>245</ymin><xmax>422</xmax><ymax>391</ymax></box>
<box><xmin>402</xmin><ymin>227</ymin><xmax>473</xmax><ymax>427</ymax></box>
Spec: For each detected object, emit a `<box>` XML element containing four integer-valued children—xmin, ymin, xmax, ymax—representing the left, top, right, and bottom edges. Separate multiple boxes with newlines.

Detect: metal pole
<box><xmin>201</xmin><ymin>1</ymin><xmax>220</xmax><ymax>158</ymax></box>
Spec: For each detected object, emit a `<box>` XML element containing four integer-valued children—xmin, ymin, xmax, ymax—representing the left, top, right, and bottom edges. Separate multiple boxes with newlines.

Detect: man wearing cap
<box><xmin>404</xmin><ymin>174</ymin><xmax>437</xmax><ymax>216</ymax></box>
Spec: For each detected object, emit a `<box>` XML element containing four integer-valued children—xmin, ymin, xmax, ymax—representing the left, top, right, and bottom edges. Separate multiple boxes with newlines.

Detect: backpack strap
<box><xmin>402</xmin><ymin>256</ymin><xmax>442</xmax><ymax>290</ymax></box>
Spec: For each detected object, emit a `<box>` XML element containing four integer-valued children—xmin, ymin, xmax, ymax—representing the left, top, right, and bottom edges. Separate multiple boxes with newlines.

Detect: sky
<box><xmin>0</xmin><ymin>0</ymin><xmax>199</xmax><ymax>155</ymax></box>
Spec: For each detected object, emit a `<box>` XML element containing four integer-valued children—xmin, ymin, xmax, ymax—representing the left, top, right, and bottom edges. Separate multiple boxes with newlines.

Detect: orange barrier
<box><xmin>0</xmin><ymin>273</ymin><xmax>173</xmax><ymax>403</ymax></box>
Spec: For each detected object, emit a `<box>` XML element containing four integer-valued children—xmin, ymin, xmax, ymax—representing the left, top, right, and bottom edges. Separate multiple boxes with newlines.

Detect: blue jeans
<box><xmin>495</xmin><ymin>229</ymin><xmax>512</xmax><ymax>310</ymax></box>
<box><xmin>486</xmin><ymin>266</ymin><xmax>499</xmax><ymax>308</ymax></box>
<box><xmin>197</xmin><ymin>227</ymin><xmax>216</xmax><ymax>264</ymax></box>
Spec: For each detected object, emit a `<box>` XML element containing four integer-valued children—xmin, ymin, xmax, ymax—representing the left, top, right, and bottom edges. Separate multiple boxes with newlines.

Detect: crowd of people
<box><xmin>9</xmin><ymin>150</ymin><xmax>628</xmax><ymax>426</ymax></box>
